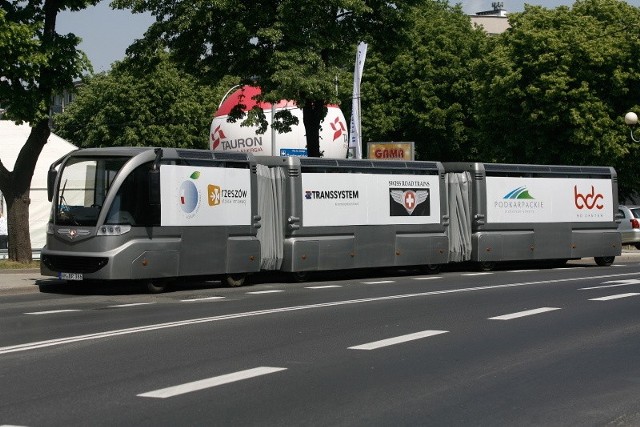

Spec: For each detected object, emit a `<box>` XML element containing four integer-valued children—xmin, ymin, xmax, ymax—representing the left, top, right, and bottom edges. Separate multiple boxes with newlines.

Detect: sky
<box><xmin>57</xmin><ymin>0</ymin><xmax>640</xmax><ymax>73</ymax></box>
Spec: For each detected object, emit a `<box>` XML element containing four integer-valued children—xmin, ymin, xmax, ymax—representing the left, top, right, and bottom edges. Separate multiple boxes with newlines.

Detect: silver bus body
<box><xmin>40</xmin><ymin>148</ymin><xmax>621</xmax><ymax>287</ymax></box>
<box><xmin>443</xmin><ymin>162</ymin><xmax>621</xmax><ymax>264</ymax></box>
<box><xmin>41</xmin><ymin>147</ymin><xmax>261</xmax><ymax>282</ymax></box>
<box><xmin>254</xmin><ymin>156</ymin><xmax>449</xmax><ymax>273</ymax></box>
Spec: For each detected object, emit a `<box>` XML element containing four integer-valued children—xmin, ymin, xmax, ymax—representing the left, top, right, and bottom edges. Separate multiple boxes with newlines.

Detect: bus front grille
<box><xmin>42</xmin><ymin>255</ymin><xmax>108</xmax><ymax>273</ymax></box>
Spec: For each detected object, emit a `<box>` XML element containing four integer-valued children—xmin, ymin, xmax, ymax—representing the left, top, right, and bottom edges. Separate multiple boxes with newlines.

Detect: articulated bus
<box><xmin>40</xmin><ymin>147</ymin><xmax>621</xmax><ymax>292</ymax></box>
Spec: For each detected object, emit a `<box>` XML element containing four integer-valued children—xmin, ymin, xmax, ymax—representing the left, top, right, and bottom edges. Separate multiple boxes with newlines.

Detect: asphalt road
<box><xmin>2</xmin><ymin>260</ymin><xmax>640</xmax><ymax>426</ymax></box>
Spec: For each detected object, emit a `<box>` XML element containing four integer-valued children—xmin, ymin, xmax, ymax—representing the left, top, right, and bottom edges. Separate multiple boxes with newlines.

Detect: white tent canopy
<box><xmin>0</xmin><ymin>121</ymin><xmax>77</xmax><ymax>250</ymax></box>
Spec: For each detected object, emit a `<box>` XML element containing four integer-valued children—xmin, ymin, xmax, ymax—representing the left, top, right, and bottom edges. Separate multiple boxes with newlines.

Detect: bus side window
<box><xmin>106</xmin><ymin>163</ymin><xmax>160</xmax><ymax>226</ymax></box>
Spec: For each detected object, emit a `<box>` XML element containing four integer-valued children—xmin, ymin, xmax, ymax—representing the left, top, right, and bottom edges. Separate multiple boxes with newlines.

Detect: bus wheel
<box><xmin>422</xmin><ymin>264</ymin><xmax>441</xmax><ymax>274</ymax></box>
<box><xmin>477</xmin><ymin>262</ymin><xmax>496</xmax><ymax>272</ymax></box>
<box><xmin>146</xmin><ymin>280</ymin><xmax>170</xmax><ymax>294</ymax></box>
<box><xmin>225</xmin><ymin>273</ymin><xmax>247</xmax><ymax>287</ymax></box>
<box><xmin>290</xmin><ymin>271</ymin><xmax>309</xmax><ymax>282</ymax></box>
<box><xmin>594</xmin><ymin>256</ymin><xmax>615</xmax><ymax>266</ymax></box>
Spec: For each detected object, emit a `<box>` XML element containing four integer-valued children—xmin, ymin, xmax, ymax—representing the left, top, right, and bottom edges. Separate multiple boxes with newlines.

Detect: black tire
<box><xmin>635</xmin><ymin>243</ymin><xmax>640</xmax><ymax>250</ymax></box>
<box><xmin>477</xmin><ymin>261</ymin><xmax>496</xmax><ymax>272</ymax></box>
<box><xmin>594</xmin><ymin>256</ymin><xmax>615</xmax><ymax>266</ymax></box>
<box><xmin>146</xmin><ymin>280</ymin><xmax>170</xmax><ymax>294</ymax></box>
<box><xmin>225</xmin><ymin>273</ymin><xmax>247</xmax><ymax>287</ymax></box>
<box><xmin>422</xmin><ymin>264</ymin><xmax>441</xmax><ymax>274</ymax></box>
<box><xmin>290</xmin><ymin>271</ymin><xmax>309</xmax><ymax>283</ymax></box>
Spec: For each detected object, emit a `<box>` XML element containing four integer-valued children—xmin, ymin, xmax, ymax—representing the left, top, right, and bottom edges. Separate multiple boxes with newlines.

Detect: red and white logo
<box><xmin>574</xmin><ymin>185</ymin><xmax>604</xmax><ymax>210</ymax></box>
<box><xmin>390</xmin><ymin>189</ymin><xmax>429</xmax><ymax>215</ymax></box>
<box><xmin>330</xmin><ymin>116</ymin><xmax>346</xmax><ymax>141</ymax></box>
<box><xmin>210</xmin><ymin>125</ymin><xmax>226</xmax><ymax>150</ymax></box>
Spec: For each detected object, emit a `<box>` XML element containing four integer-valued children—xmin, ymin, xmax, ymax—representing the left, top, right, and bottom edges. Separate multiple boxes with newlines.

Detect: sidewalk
<box><xmin>0</xmin><ymin>268</ymin><xmax>59</xmax><ymax>295</ymax></box>
<box><xmin>2</xmin><ymin>250</ymin><xmax>640</xmax><ymax>295</ymax></box>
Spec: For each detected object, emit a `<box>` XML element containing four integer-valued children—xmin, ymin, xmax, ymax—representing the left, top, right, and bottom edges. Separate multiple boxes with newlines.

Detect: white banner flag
<box><xmin>349</xmin><ymin>42</ymin><xmax>368</xmax><ymax>159</ymax></box>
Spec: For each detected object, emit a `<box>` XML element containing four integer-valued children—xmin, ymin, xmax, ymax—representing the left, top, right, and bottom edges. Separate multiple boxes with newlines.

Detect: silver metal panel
<box><xmin>355</xmin><ymin>226</ymin><xmax>395</xmax><ymax>268</ymax></box>
<box><xmin>473</xmin><ymin>231</ymin><xmax>535</xmax><ymax>262</ymax></box>
<box><xmin>571</xmin><ymin>230</ymin><xmax>621</xmax><ymax>258</ymax></box>
<box><xmin>395</xmin><ymin>233</ymin><xmax>448</xmax><ymax>266</ymax></box>
<box><xmin>226</xmin><ymin>236</ymin><xmax>261</xmax><ymax>273</ymax></box>
<box><xmin>131</xmin><ymin>250</ymin><xmax>179</xmax><ymax>279</ymax></box>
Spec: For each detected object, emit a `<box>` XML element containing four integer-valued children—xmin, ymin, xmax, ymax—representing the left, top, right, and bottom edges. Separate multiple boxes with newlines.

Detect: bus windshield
<box><xmin>55</xmin><ymin>157</ymin><xmax>129</xmax><ymax>226</ymax></box>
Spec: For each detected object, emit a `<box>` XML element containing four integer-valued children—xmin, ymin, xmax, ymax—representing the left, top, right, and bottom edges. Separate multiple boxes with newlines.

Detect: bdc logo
<box><xmin>574</xmin><ymin>185</ymin><xmax>603</xmax><ymax>210</ymax></box>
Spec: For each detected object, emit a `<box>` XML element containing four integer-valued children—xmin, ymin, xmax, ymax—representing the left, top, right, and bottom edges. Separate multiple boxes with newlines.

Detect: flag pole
<box><xmin>349</xmin><ymin>42</ymin><xmax>368</xmax><ymax>159</ymax></box>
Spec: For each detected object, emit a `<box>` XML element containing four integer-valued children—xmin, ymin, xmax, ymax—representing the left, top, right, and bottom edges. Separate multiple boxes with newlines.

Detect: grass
<box><xmin>0</xmin><ymin>259</ymin><xmax>40</xmax><ymax>270</ymax></box>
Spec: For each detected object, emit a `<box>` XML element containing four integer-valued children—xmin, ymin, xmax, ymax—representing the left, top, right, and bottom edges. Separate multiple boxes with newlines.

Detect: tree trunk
<box><xmin>6</xmin><ymin>191</ymin><xmax>32</xmax><ymax>263</ymax></box>
<box><xmin>0</xmin><ymin>120</ymin><xmax>51</xmax><ymax>263</ymax></box>
<box><xmin>302</xmin><ymin>100</ymin><xmax>326</xmax><ymax>158</ymax></box>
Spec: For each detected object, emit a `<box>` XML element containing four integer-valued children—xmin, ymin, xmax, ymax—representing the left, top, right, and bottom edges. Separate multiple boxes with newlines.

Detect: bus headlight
<box><xmin>97</xmin><ymin>225</ymin><xmax>132</xmax><ymax>236</ymax></box>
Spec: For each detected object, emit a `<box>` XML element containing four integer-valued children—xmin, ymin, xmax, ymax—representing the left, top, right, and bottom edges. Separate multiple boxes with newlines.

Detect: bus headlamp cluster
<box><xmin>97</xmin><ymin>225</ymin><xmax>131</xmax><ymax>236</ymax></box>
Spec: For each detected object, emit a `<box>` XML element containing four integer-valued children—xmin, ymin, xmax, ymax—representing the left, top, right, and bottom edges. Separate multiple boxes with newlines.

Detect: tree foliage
<box><xmin>0</xmin><ymin>0</ymin><xmax>96</xmax><ymax>262</ymax></box>
<box><xmin>114</xmin><ymin>0</ymin><xmax>421</xmax><ymax>157</ymax></box>
<box><xmin>54</xmin><ymin>52</ymin><xmax>223</xmax><ymax>149</ymax></box>
<box><xmin>361</xmin><ymin>0</ymin><xmax>487</xmax><ymax>161</ymax></box>
<box><xmin>472</xmin><ymin>0</ymin><xmax>640</xmax><ymax>198</ymax></box>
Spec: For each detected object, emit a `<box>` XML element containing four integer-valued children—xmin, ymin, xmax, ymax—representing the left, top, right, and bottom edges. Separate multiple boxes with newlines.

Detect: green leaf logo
<box><xmin>190</xmin><ymin>171</ymin><xmax>201</xmax><ymax>180</ymax></box>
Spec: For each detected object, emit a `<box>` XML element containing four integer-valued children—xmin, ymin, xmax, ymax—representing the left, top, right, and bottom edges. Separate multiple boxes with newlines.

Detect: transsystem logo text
<box><xmin>305</xmin><ymin>190</ymin><xmax>360</xmax><ymax>200</ymax></box>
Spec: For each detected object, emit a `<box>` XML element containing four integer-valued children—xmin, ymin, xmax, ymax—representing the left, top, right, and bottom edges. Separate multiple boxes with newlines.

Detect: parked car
<box><xmin>618</xmin><ymin>205</ymin><xmax>640</xmax><ymax>248</ymax></box>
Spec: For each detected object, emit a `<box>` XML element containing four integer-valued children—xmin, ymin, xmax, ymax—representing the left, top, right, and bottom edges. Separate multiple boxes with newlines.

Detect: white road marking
<box><xmin>349</xmin><ymin>330</ymin><xmax>448</xmax><ymax>350</ymax></box>
<box><xmin>489</xmin><ymin>307</ymin><xmax>561</xmax><ymax>320</ymax></box>
<box><xmin>510</xmin><ymin>270</ymin><xmax>538</xmax><ymax>273</ymax></box>
<box><xmin>25</xmin><ymin>309</ymin><xmax>81</xmax><ymax>315</ymax></box>
<box><xmin>362</xmin><ymin>280</ymin><xmax>395</xmax><ymax>284</ymax></box>
<box><xmin>589</xmin><ymin>293</ymin><xmax>640</xmax><ymax>301</ymax></box>
<box><xmin>412</xmin><ymin>277</ymin><xmax>442</xmax><ymax>281</ymax></box>
<box><xmin>108</xmin><ymin>303</ymin><xmax>154</xmax><ymax>308</ymax></box>
<box><xmin>579</xmin><ymin>279</ymin><xmax>640</xmax><ymax>290</ymax></box>
<box><xmin>5</xmin><ymin>270</ymin><xmax>640</xmax><ymax>355</ymax></box>
<box><xmin>246</xmin><ymin>290</ymin><xmax>284</xmax><ymax>294</ymax></box>
<box><xmin>305</xmin><ymin>285</ymin><xmax>342</xmax><ymax>289</ymax></box>
<box><xmin>180</xmin><ymin>296</ymin><xmax>226</xmax><ymax>302</ymax></box>
<box><xmin>462</xmin><ymin>272</ymin><xmax>493</xmax><ymax>276</ymax></box>
<box><xmin>138</xmin><ymin>367</ymin><xmax>287</xmax><ymax>399</ymax></box>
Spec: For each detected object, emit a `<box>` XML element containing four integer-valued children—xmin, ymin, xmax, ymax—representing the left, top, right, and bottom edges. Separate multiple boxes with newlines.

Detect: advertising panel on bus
<box><xmin>160</xmin><ymin>165</ymin><xmax>252</xmax><ymax>226</ymax></box>
<box><xmin>485</xmin><ymin>177</ymin><xmax>614</xmax><ymax>223</ymax></box>
<box><xmin>301</xmin><ymin>173</ymin><xmax>441</xmax><ymax>226</ymax></box>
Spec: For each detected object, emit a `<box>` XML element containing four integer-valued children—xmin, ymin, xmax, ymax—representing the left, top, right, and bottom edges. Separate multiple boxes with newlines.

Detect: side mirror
<box><xmin>47</xmin><ymin>168</ymin><xmax>57</xmax><ymax>202</ymax></box>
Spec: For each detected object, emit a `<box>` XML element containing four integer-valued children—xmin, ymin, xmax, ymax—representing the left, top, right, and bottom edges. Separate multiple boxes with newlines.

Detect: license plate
<box><xmin>59</xmin><ymin>272</ymin><xmax>83</xmax><ymax>281</ymax></box>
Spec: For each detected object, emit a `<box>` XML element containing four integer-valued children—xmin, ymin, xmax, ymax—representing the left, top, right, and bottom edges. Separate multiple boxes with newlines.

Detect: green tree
<box><xmin>472</xmin><ymin>0</ymin><xmax>640</xmax><ymax>198</ymax></box>
<box><xmin>0</xmin><ymin>1</ymin><xmax>94</xmax><ymax>263</ymax></box>
<box><xmin>361</xmin><ymin>1</ymin><xmax>487</xmax><ymax>161</ymax></box>
<box><xmin>54</xmin><ymin>52</ymin><xmax>224</xmax><ymax>149</ymax></box>
<box><xmin>114</xmin><ymin>0</ymin><xmax>420</xmax><ymax>157</ymax></box>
